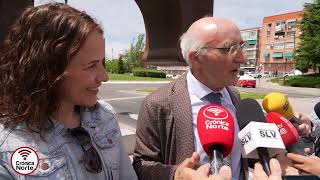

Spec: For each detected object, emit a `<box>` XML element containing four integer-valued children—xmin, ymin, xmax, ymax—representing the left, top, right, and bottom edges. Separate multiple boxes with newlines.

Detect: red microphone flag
<box><xmin>197</xmin><ymin>104</ymin><xmax>234</xmax><ymax>157</ymax></box>
<box><xmin>265</xmin><ymin>112</ymin><xmax>299</xmax><ymax>147</ymax></box>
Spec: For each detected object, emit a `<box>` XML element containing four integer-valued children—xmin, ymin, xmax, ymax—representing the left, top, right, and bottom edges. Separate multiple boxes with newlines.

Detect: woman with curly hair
<box><xmin>0</xmin><ymin>3</ymin><xmax>137</xmax><ymax>179</ymax></box>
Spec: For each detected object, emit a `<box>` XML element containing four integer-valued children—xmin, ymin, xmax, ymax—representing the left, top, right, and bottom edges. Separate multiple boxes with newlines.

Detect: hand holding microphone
<box><xmin>295</xmin><ymin>113</ymin><xmax>312</xmax><ymax>137</ymax></box>
<box><xmin>286</xmin><ymin>153</ymin><xmax>320</xmax><ymax>176</ymax></box>
<box><xmin>197</xmin><ymin>104</ymin><xmax>234</xmax><ymax>175</ymax></box>
<box><xmin>253</xmin><ymin>159</ymin><xmax>282</xmax><ymax>180</ymax></box>
<box><xmin>174</xmin><ymin>152</ymin><xmax>232</xmax><ymax>180</ymax></box>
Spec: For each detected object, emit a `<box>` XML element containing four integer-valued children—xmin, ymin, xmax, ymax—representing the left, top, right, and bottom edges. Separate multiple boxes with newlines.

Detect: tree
<box><xmin>294</xmin><ymin>0</ymin><xmax>320</xmax><ymax>73</ymax></box>
<box><xmin>118</xmin><ymin>55</ymin><xmax>125</xmax><ymax>74</ymax></box>
<box><xmin>104</xmin><ymin>57</ymin><xmax>118</xmax><ymax>74</ymax></box>
<box><xmin>123</xmin><ymin>34</ymin><xmax>145</xmax><ymax>72</ymax></box>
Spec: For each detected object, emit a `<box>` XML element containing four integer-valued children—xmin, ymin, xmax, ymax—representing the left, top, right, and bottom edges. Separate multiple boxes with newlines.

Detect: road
<box><xmin>97</xmin><ymin>79</ymin><xmax>320</xmax><ymax>136</ymax></box>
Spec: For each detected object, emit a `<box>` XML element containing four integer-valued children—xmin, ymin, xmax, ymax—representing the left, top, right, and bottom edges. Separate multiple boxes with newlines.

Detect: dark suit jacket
<box><xmin>133</xmin><ymin>73</ymin><xmax>247</xmax><ymax>180</ymax></box>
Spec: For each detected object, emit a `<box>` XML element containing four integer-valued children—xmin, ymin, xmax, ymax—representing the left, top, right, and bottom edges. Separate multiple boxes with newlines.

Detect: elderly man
<box><xmin>133</xmin><ymin>17</ymin><xmax>247</xmax><ymax>180</ymax></box>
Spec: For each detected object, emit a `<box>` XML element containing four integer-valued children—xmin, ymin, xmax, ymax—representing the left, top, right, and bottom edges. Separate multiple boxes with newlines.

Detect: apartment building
<box><xmin>259</xmin><ymin>11</ymin><xmax>303</xmax><ymax>75</ymax></box>
<box><xmin>240</xmin><ymin>27</ymin><xmax>261</xmax><ymax>68</ymax></box>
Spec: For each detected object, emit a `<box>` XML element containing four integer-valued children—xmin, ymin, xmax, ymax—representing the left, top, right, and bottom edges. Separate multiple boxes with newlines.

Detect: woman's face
<box><xmin>58</xmin><ymin>31</ymin><xmax>108</xmax><ymax>107</ymax></box>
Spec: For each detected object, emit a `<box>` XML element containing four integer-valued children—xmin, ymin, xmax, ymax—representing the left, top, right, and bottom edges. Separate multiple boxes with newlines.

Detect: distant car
<box><xmin>237</xmin><ymin>75</ymin><xmax>256</xmax><ymax>88</ymax></box>
<box><xmin>284</xmin><ymin>70</ymin><xmax>302</xmax><ymax>77</ymax></box>
<box><xmin>247</xmin><ymin>72</ymin><xmax>262</xmax><ymax>78</ymax></box>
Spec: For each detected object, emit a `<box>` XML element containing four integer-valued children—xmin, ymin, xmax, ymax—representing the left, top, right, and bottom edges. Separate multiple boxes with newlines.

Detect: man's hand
<box><xmin>275</xmin><ymin>152</ymin><xmax>300</xmax><ymax>175</ymax></box>
<box><xmin>174</xmin><ymin>152</ymin><xmax>232</xmax><ymax>180</ymax></box>
<box><xmin>293</xmin><ymin>113</ymin><xmax>312</xmax><ymax>137</ymax></box>
<box><xmin>286</xmin><ymin>153</ymin><xmax>320</xmax><ymax>176</ymax></box>
<box><xmin>253</xmin><ymin>159</ymin><xmax>282</xmax><ymax>180</ymax></box>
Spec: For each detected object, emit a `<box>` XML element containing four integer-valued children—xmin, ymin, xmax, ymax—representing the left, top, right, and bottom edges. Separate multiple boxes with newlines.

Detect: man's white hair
<box><xmin>180</xmin><ymin>31</ymin><xmax>207</xmax><ymax>67</ymax></box>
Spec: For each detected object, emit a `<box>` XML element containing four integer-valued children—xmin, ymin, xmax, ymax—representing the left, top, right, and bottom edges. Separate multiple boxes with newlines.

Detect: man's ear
<box><xmin>188</xmin><ymin>51</ymin><xmax>201</xmax><ymax>67</ymax></box>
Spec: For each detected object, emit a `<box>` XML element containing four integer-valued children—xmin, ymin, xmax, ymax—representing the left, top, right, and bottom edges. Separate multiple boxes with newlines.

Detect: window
<box><xmin>287</xmin><ymin>19</ymin><xmax>297</xmax><ymax>29</ymax></box>
<box><xmin>241</xmin><ymin>31</ymin><xmax>258</xmax><ymax>40</ymax></box>
<box><xmin>266</xmin><ymin>44</ymin><xmax>271</xmax><ymax>49</ymax></box>
<box><xmin>287</xmin><ymin>31</ymin><xmax>296</xmax><ymax>38</ymax></box>
<box><xmin>268</xmin><ymin>64</ymin><xmax>272</xmax><ymax>68</ymax></box>
<box><xmin>275</xmin><ymin>21</ymin><xmax>286</xmax><ymax>32</ymax></box>
<box><xmin>267</xmin><ymin>23</ymin><xmax>272</xmax><ymax>31</ymax></box>
<box><xmin>273</xmin><ymin>42</ymin><xmax>284</xmax><ymax>49</ymax></box>
<box><xmin>285</xmin><ymin>42</ymin><xmax>295</xmax><ymax>49</ymax></box>
<box><xmin>266</xmin><ymin>43</ymin><xmax>272</xmax><ymax>49</ymax></box>
<box><xmin>267</xmin><ymin>31</ymin><xmax>271</xmax><ymax>38</ymax></box>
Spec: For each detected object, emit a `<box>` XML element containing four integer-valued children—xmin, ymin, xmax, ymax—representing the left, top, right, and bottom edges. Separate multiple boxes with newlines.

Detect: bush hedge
<box><xmin>285</xmin><ymin>74</ymin><xmax>320</xmax><ymax>88</ymax></box>
<box><xmin>132</xmin><ymin>68</ymin><xmax>166</xmax><ymax>78</ymax></box>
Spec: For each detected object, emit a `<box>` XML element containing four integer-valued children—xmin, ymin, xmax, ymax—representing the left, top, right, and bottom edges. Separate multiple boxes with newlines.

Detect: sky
<box><xmin>35</xmin><ymin>0</ymin><xmax>312</xmax><ymax>58</ymax></box>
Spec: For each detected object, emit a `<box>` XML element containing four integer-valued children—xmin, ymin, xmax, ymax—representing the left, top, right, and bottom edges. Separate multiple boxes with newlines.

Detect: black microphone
<box><xmin>237</xmin><ymin>98</ymin><xmax>271</xmax><ymax>176</ymax></box>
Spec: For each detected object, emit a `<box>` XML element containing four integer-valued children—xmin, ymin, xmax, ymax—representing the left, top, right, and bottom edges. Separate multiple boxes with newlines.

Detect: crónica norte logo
<box><xmin>10</xmin><ymin>147</ymin><xmax>39</xmax><ymax>175</ymax></box>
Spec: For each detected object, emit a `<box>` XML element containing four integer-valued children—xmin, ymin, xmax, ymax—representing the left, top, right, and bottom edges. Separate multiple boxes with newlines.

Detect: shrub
<box><xmin>146</xmin><ymin>70</ymin><xmax>166</xmax><ymax>78</ymax></box>
<box><xmin>285</xmin><ymin>74</ymin><xmax>320</xmax><ymax>88</ymax></box>
<box><xmin>132</xmin><ymin>68</ymin><xmax>166</xmax><ymax>78</ymax></box>
<box><xmin>132</xmin><ymin>68</ymin><xmax>147</xmax><ymax>77</ymax></box>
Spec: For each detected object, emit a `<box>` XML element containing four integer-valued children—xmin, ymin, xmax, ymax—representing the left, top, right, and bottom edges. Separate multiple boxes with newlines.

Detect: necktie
<box><xmin>206</xmin><ymin>92</ymin><xmax>222</xmax><ymax>105</ymax></box>
<box><xmin>203</xmin><ymin>92</ymin><xmax>232</xmax><ymax>167</ymax></box>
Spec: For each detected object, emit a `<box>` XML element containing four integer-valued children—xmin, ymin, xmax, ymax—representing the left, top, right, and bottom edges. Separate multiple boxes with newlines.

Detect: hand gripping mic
<box><xmin>262</xmin><ymin>92</ymin><xmax>301</xmax><ymax>124</ymax></box>
<box><xmin>237</xmin><ymin>98</ymin><xmax>285</xmax><ymax>176</ymax></box>
<box><xmin>265</xmin><ymin>112</ymin><xmax>301</xmax><ymax>153</ymax></box>
<box><xmin>197</xmin><ymin>104</ymin><xmax>234</xmax><ymax>175</ymax></box>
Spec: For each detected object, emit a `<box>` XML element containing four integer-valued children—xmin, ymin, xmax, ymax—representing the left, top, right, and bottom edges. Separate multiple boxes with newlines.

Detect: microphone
<box><xmin>197</xmin><ymin>104</ymin><xmax>234</xmax><ymax>175</ymax></box>
<box><xmin>237</xmin><ymin>98</ymin><xmax>285</xmax><ymax>176</ymax></box>
<box><xmin>262</xmin><ymin>92</ymin><xmax>301</xmax><ymax>125</ymax></box>
<box><xmin>265</xmin><ymin>112</ymin><xmax>302</xmax><ymax>154</ymax></box>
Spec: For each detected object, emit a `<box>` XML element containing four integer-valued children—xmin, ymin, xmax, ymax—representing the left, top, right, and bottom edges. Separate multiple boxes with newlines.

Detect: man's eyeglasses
<box><xmin>68</xmin><ymin>127</ymin><xmax>103</xmax><ymax>173</ymax></box>
<box><xmin>204</xmin><ymin>42</ymin><xmax>247</xmax><ymax>56</ymax></box>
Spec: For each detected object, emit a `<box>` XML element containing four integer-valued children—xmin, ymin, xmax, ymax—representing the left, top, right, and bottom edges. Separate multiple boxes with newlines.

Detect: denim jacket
<box><xmin>0</xmin><ymin>100</ymin><xmax>138</xmax><ymax>180</ymax></box>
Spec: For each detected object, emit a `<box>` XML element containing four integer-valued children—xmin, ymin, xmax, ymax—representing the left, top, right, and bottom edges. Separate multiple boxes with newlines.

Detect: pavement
<box><xmin>254</xmin><ymin>78</ymin><xmax>320</xmax><ymax>113</ymax></box>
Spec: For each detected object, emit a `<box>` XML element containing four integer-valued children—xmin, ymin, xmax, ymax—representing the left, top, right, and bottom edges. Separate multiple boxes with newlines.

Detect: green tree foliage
<box><xmin>123</xmin><ymin>34</ymin><xmax>145</xmax><ymax>72</ymax></box>
<box><xmin>294</xmin><ymin>0</ymin><xmax>320</xmax><ymax>72</ymax></box>
<box><xmin>104</xmin><ymin>57</ymin><xmax>118</xmax><ymax>74</ymax></box>
<box><xmin>118</xmin><ymin>55</ymin><xmax>125</xmax><ymax>74</ymax></box>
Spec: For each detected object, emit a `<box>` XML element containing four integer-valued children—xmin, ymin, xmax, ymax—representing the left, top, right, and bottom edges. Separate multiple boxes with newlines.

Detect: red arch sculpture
<box><xmin>0</xmin><ymin>0</ymin><xmax>213</xmax><ymax>66</ymax></box>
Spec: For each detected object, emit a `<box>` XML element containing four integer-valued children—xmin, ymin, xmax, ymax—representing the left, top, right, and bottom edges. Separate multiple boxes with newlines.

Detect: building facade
<box><xmin>259</xmin><ymin>11</ymin><xmax>303</xmax><ymax>76</ymax></box>
<box><xmin>240</xmin><ymin>27</ymin><xmax>261</xmax><ymax>68</ymax></box>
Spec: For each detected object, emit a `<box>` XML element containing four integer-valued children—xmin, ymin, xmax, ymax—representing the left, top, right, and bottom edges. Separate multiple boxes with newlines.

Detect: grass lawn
<box><xmin>136</xmin><ymin>89</ymin><xmax>266</xmax><ymax>99</ymax></box>
<box><xmin>240</xmin><ymin>92</ymin><xmax>266</xmax><ymax>99</ymax></box>
<box><xmin>108</xmin><ymin>74</ymin><xmax>174</xmax><ymax>81</ymax></box>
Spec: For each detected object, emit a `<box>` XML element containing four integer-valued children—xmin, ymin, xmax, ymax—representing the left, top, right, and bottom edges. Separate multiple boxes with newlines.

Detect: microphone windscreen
<box><xmin>265</xmin><ymin>112</ymin><xmax>299</xmax><ymax>147</ymax></box>
<box><xmin>314</xmin><ymin>102</ymin><xmax>320</xmax><ymax>118</ymax></box>
<box><xmin>197</xmin><ymin>104</ymin><xmax>234</xmax><ymax>157</ymax></box>
<box><xmin>262</xmin><ymin>92</ymin><xmax>295</xmax><ymax>120</ymax></box>
<box><xmin>236</xmin><ymin>98</ymin><xmax>267</xmax><ymax>130</ymax></box>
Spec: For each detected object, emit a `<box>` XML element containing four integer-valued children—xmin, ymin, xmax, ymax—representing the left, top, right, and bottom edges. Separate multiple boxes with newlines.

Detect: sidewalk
<box><xmin>255</xmin><ymin>78</ymin><xmax>320</xmax><ymax>113</ymax></box>
<box><xmin>256</xmin><ymin>78</ymin><xmax>320</xmax><ymax>96</ymax></box>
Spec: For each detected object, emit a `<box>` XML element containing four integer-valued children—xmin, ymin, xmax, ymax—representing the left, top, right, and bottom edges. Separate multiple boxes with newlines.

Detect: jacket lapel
<box><xmin>170</xmin><ymin>73</ymin><xmax>195</xmax><ymax>163</ymax></box>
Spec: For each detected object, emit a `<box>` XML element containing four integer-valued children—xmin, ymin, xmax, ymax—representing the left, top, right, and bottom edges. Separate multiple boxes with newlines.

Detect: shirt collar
<box><xmin>187</xmin><ymin>71</ymin><xmax>225</xmax><ymax>100</ymax></box>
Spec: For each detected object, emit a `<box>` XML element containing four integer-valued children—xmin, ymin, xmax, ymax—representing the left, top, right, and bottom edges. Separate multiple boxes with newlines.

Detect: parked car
<box><xmin>284</xmin><ymin>70</ymin><xmax>302</xmax><ymax>77</ymax></box>
<box><xmin>246</xmin><ymin>72</ymin><xmax>262</xmax><ymax>78</ymax></box>
<box><xmin>237</xmin><ymin>74</ymin><xmax>256</xmax><ymax>88</ymax></box>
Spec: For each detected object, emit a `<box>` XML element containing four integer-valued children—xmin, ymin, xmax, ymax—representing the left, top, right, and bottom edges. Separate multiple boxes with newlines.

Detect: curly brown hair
<box><xmin>0</xmin><ymin>3</ymin><xmax>103</xmax><ymax>136</ymax></box>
